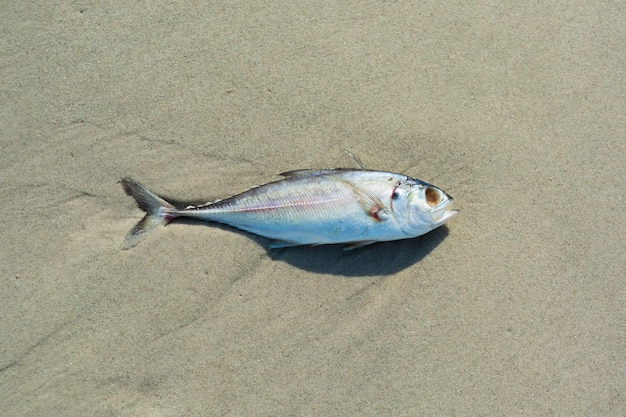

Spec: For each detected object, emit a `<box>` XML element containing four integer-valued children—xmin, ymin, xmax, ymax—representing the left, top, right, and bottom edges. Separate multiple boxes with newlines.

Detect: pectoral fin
<box><xmin>280</xmin><ymin>171</ymin><xmax>389</xmax><ymax>222</ymax></box>
<box><xmin>333</xmin><ymin>177</ymin><xmax>388</xmax><ymax>222</ymax></box>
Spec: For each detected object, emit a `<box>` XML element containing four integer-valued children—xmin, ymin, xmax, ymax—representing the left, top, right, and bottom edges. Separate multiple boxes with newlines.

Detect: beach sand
<box><xmin>1</xmin><ymin>2</ymin><xmax>624</xmax><ymax>415</ymax></box>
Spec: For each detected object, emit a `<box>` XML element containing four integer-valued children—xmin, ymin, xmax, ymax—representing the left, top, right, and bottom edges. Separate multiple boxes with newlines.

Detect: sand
<box><xmin>1</xmin><ymin>2</ymin><xmax>624</xmax><ymax>415</ymax></box>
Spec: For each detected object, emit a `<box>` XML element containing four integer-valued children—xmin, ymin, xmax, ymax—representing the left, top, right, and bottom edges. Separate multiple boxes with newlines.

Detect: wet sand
<box><xmin>1</xmin><ymin>2</ymin><xmax>624</xmax><ymax>415</ymax></box>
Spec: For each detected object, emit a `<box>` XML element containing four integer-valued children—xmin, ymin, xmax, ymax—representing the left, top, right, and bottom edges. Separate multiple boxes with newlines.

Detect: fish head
<box><xmin>402</xmin><ymin>181</ymin><xmax>458</xmax><ymax>236</ymax></box>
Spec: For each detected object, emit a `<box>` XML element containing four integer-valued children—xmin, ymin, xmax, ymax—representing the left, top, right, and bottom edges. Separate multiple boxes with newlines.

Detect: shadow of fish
<box><xmin>120</xmin><ymin>169</ymin><xmax>458</xmax><ymax>250</ymax></box>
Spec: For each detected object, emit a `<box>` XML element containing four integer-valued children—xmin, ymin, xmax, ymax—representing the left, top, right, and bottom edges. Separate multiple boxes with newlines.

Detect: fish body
<box><xmin>121</xmin><ymin>169</ymin><xmax>457</xmax><ymax>249</ymax></box>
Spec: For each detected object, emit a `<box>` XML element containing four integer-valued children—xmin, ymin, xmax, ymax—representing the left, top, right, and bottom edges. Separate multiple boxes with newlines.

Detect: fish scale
<box><xmin>121</xmin><ymin>169</ymin><xmax>457</xmax><ymax>249</ymax></box>
<box><xmin>189</xmin><ymin>176</ymin><xmax>364</xmax><ymax>240</ymax></box>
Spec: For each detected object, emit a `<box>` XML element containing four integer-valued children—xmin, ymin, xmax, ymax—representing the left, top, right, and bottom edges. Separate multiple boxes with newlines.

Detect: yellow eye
<box><xmin>425</xmin><ymin>187</ymin><xmax>440</xmax><ymax>206</ymax></box>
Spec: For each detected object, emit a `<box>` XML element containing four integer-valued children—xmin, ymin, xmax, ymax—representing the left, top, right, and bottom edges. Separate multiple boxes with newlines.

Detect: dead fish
<box><xmin>120</xmin><ymin>169</ymin><xmax>458</xmax><ymax>249</ymax></box>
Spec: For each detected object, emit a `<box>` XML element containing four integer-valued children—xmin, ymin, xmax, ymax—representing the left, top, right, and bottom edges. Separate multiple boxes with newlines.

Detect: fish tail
<box><xmin>120</xmin><ymin>177</ymin><xmax>177</xmax><ymax>249</ymax></box>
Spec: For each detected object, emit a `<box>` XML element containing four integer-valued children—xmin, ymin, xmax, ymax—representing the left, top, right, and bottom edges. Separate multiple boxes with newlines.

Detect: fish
<box><xmin>120</xmin><ymin>169</ymin><xmax>458</xmax><ymax>250</ymax></box>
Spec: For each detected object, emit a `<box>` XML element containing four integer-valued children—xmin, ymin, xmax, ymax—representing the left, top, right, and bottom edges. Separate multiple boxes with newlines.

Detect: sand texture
<box><xmin>1</xmin><ymin>2</ymin><xmax>624</xmax><ymax>416</ymax></box>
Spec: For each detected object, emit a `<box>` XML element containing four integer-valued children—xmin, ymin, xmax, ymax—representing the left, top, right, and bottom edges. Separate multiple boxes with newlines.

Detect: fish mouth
<box><xmin>430</xmin><ymin>199</ymin><xmax>458</xmax><ymax>226</ymax></box>
<box><xmin>437</xmin><ymin>209</ymin><xmax>459</xmax><ymax>225</ymax></box>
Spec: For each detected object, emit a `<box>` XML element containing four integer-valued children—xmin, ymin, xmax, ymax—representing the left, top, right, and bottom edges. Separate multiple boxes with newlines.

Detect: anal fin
<box><xmin>268</xmin><ymin>240</ymin><xmax>302</xmax><ymax>249</ymax></box>
<box><xmin>343</xmin><ymin>241</ymin><xmax>377</xmax><ymax>251</ymax></box>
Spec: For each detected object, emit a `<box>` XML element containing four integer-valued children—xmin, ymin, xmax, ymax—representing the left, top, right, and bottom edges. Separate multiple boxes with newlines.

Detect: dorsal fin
<box><xmin>280</xmin><ymin>168</ymin><xmax>365</xmax><ymax>178</ymax></box>
<box><xmin>279</xmin><ymin>169</ymin><xmax>324</xmax><ymax>177</ymax></box>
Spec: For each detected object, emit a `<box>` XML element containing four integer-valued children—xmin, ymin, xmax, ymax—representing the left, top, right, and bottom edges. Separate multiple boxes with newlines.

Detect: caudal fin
<box><xmin>120</xmin><ymin>177</ymin><xmax>176</xmax><ymax>249</ymax></box>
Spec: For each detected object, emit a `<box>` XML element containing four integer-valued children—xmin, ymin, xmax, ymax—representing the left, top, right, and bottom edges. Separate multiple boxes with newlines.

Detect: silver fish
<box><xmin>121</xmin><ymin>169</ymin><xmax>458</xmax><ymax>249</ymax></box>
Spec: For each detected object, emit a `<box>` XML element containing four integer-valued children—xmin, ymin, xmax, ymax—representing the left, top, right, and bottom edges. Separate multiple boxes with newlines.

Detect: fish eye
<box><xmin>425</xmin><ymin>187</ymin><xmax>440</xmax><ymax>206</ymax></box>
<box><xmin>391</xmin><ymin>190</ymin><xmax>399</xmax><ymax>200</ymax></box>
